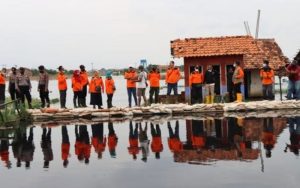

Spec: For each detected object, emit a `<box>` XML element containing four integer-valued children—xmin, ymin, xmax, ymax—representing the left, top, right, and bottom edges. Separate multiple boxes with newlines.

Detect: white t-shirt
<box><xmin>137</xmin><ymin>71</ymin><xmax>147</xmax><ymax>89</ymax></box>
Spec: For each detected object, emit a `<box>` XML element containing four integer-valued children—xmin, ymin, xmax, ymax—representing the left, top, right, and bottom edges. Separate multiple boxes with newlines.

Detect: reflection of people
<box><xmin>128</xmin><ymin>121</ymin><xmax>139</xmax><ymax>160</ymax></box>
<box><xmin>75</xmin><ymin>125</ymin><xmax>91</xmax><ymax>164</ymax></box>
<box><xmin>262</xmin><ymin>118</ymin><xmax>275</xmax><ymax>158</ymax></box>
<box><xmin>91</xmin><ymin>123</ymin><xmax>106</xmax><ymax>159</ymax></box>
<box><xmin>108</xmin><ymin>122</ymin><xmax>118</xmax><ymax>158</ymax></box>
<box><xmin>167</xmin><ymin>121</ymin><xmax>183</xmax><ymax>153</ymax></box>
<box><xmin>20</xmin><ymin>127</ymin><xmax>35</xmax><ymax>169</ymax></box>
<box><xmin>139</xmin><ymin>123</ymin><xmax>149</xmax><ymax>162</ymax></box>
<box><xmin>0</xmin><ymin>140</ymin><xmax>11</xmax><ymax>168</ymax></box>
<box><xmin>191</xmin><ymin>120</ymin><xmax>206</xmax><ymax>149</ymax></box>
<box><xmin>41</xmin><ymin>128</ymin><xmax>53</xmax><ymax>168</ymax></box>
<box><xmin>284</xmin><ymin>117</ymin><xmax>300</xmax><ymax>155</ymax></box>
<box><xmin>150</xmin><ymin>123</ymin><xmax>163</xmax><ymax>159</ymax></box>
<box><xmin>61</xmin><ymin>126</ymin><xmax>70</xmax><ymax>167</ymax></box>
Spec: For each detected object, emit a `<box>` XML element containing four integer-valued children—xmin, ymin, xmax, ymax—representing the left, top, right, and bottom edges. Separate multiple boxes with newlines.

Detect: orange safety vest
<box><xmin>80</xmin><ymin>71</ymin><xmax>89</xmax><ymax>85</ymax></box>
<box><xmin>260</xmin><ymin>69</ymin><xmax>274</xmax><ymax>85</ymax></box>
<box><xmin>108</xmin><ymin>135</ymin><xmax>118</xmax><ymax>151</ymax></box>
<box><xmin>0</xmin><ymin>73</ymin><xmax>5</xmax><ymax>85</ymax></box>
<box><xmin>128</xmin><ymin>138</ymin><xmax>139</xmax><ymax>155</ymax></box>
<box><xmin>166</xmin><ymin>67</ymin><xmax>181</xmax><ymax>84</ymax></box>
<box><xmin>89</xmin><ymin>77</ymin><xmax>104</xmax><ymax>93</ymax></box>
<box><xmin>262</xmin><ymin>132</ymin><xmax>276</xmax><ymax>146</ymax></box>
<box><xmin>105</xmin><ymin>78</ymin><xmax>115</xmax><ymax>94</ymax></box>
<box><xmin>233</xmin><ymin>66</ymin><xmax>244</xmax><ymax>84</ymax></box>
<box><xmin>192</xmin><ymin>136</ymin><xmax>205</xmax><ymax>149</ymax></box>
<box><xmin>72</xmin><ymin>77</ymin><xmax>82</xmax><ymax>91</ymax></box>
<box><xmin>189</xmin><ymin>71</ymin><xmax>203</xmax><ymax>86</ymax></box>
<box><xmin>168</xmin><ymin>138</ymin><xmax>183</xmax><ymax>152</ymax></box>
<box><xmin>91</xmin><ymin>137</ymin><xmax>106</xmax><ymax>153</ymax></box>
<box><xmin>61</xmin><ymin>143</ymin><xmax>70</xmax><ymax>160</ymax></box>
<box><xmin>151</xmin><ymin>137</ymin><xmax>163</xmax><ymax>153</ymax></box>
<box><xmin>57</xmin><ymin>73</ymin><xmax>67</xmax><ymax>91</ymax></box>
<box><xmin>148</xmin><ymin>71</ymin><xmax>160</xmax><ymax>87</ymax></box>
<box><xmin>124</xmin><ymin>71</ymin><xmax>137</xmax><ymax>88</ymax></box>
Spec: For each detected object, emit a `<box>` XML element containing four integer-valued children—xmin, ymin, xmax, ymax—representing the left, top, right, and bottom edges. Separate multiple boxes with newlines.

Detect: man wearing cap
<box><xmin>80</xmin><ymin>65</ymin><xmax>89</xmax><ymax>107</ymax></box>
<box><xmin>8</xmin><ymin>67</ymin><xmax>19</xmax><ymax>101</ymax></box>
<box><xmin>124</xmin><ymin>66</ymin><xmax>137</xmax><ymax>107</ymax></box>
<box><xmin>38</xmin><ymin>65</ymin><xmax>50</xmax><ymax>108</ymax></box>
<box><xmin>57</xmin><ymin>66</ymin><xmax>67</xmax><ymax>108</ymax></box>
<box><xmin>260</xmin><ymin>60</ymin><xmax>274</xmax><ymax>100</ymax></box>
<box><xmin>189</xmin><ymin>66</ymin><xmax>203</xmax><ymax>104</ymax></box>
<box><xmin>16</xmin><ymin>67</ymin><xmax>32</xmax><ymax>108</ymax></box>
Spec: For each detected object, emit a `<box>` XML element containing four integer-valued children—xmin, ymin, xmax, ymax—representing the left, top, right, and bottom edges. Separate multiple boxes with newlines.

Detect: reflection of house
<box><xmin>174</xmin><ymin>117</ymin><xmax>286</xmax><ymax>164</ymax></box>
<box><xmin>170</xmin><ymin>36</ymin><xmax>289</xmax><ymax>101</ymax></box>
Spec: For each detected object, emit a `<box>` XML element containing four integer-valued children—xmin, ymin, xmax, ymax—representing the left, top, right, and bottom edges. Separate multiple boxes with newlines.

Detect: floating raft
<box><xmin>27</xmin><ymin>100</ymin><xmax>300</xmax><ymax>123</ymax></box>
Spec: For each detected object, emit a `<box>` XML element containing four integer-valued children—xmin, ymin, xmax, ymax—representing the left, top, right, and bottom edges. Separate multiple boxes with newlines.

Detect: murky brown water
<box><xmin>0</xmin><ymin>116</ymin><xmax>299</xmax><ymax>188</ymax></box>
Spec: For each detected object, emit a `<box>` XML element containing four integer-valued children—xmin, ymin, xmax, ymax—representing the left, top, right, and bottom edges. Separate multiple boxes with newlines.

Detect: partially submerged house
<box><xmin>170</xmin><ymin>35</ymin><xmax>289</xmax><ymax>101</ymax></box>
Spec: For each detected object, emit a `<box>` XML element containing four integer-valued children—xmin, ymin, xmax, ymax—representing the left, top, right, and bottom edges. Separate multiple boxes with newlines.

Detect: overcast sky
<box><xmin>0</xmin><ymin>0</ymin><xmax>299</xmax><ymax>70</ymax></box>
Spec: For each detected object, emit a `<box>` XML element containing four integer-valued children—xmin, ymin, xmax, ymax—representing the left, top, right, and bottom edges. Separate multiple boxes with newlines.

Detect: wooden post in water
<box><xmin>279</xmin><ymin>75</ymin><xmax>283</xmax><ymax>101</ymax></box>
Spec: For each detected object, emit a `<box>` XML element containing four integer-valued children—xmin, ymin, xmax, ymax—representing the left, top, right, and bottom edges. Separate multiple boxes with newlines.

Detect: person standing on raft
<box><xmin>204</xmin><ymin>65</ymin><xmax>215</xmax><ymax>104</ymax></box>
<box><xmin>16</xmin><ymin>67</ymin><xmax>32</xmax><ymax>109</ymax></box>
<box><xmin>105</xmin><ymin>72</ymin><xmax>116</xmax><ymax>108</ymax></box>
<box><xmin>57</xmin><ymin>66</ymin><xmax>68</xmax><ymax>108</ymax></box>
<box><xmin>79</xmin><ymin>65</ymin><xmax>89</xmax><ymax>107</ymax></box>
<box><xmin>189</xmin><ymin>66</ymin><xmax>203</xmax><ymax>104</ymax></box>
<box><xmin>38</xmin><ymin>66</ymin><xmax>51</xmax><ymax>108</ymax></box>
<box><xmin>135</xmin><ymin>65</ymin><xmax>148</xmax><ymax>107</ymax></box>
<box><xmin>232</xmin><ymin>61</ymin><xmax>244</xmax><ymax>102</ymax></box>
<box><xmin>124</xmin><ymin>66</ymin><xmax>138</xmax><ymax>107</ymax></box>
<box><xmin>286</xmin><ymin>60</ymin><xmax>300</xmax><ymax>100</ymax></box>
<box><xmin>148</xmin><ymin>66</ymin><xmax>160</xmax><ymax>104</ymax></box>
<box><xmin>0</xmin><ymin>69</ymin><xmax>6</xmax><ymax>107</ymax></box>
<box><xmin>8</xmin><ymin>67</ymin><xmax>19</xmax><ymax>101</ymax></box>
<box><xmin>72</xmin><ymin>70</ymin><xmax>83</xmax><ymax>108</ymax></box>
<box><xmin>89</xmin><ymin>71</ymin><xmax>104</xmax><ymax>109</ymax></box>
<box><xmin>260</xmin><ymin>60</ymin><xmax>275</xmax><ymax>100</ymax></box>
<box><xmin>166</xmin><ymin>61</ymin><xmax>181</xmax><ymax>96</ymax></box>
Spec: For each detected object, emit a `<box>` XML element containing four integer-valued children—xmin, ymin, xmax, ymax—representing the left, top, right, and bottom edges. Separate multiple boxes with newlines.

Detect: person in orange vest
<box><xmin>91</xmin><ymin>123</ymin><xmax>106</xmax><ymax>159</ymax></box>
<box><xmin>232</xmin><ymin>61</ymin><xmax>244</xmax><ymax>102</ymax></box>
<box><xmin>189</xmin><ymin>66</ymin><xmax>204</xmax><ymax>104</ymax></box>
<box><xmin>41</xmin><ymin>127</ymin><xmax>53</xmax><ymax>168</ymax></box>
<box><xmin>191</xmin><ymin>120</ymin><xmax>206</xmax><ymax>150</ymax></box>
<box><xmin>72</xmin><ymin>70</ymin><xmax>82</xmax><ymax>108</ymax></box>
<box><xmin>150</xmin><ymin>123</ymin><xmax>163</xmax><ymax>159</ymax></box>
<box><xmin>61</xmin><ymin>126</ymin><xmax>70</xmax><ymax>167</ymax></box>
<box><xmin>0</xmin><ymin>140</ymin><xmax>11</xmax><ymax>169</ymax></box>
<box><xmin>148</xmin><ymin>66</ymin><xmax>161</xmax><ymax>104</ymax></box>
<box><xmin>0</xmin><ymin>69</ymin><xmax>6</xmax><ymax>107</ymax></box>
<box><xmin>89</xmin><ymin>71</ymin><xmax>104</xmax><ymax>109</ymax></box>
<box><xmin>79</xmin><ymin>65</ymin><xmax>89</xmax><ymax>107</ymax></box>
<box><xmin>262</xmin><ymin>118</ymin><xmax>276</xmax><ymax>158</ymax></box>
<box><xmin>105</xmin><ymin>72</ymin><xmax>116</xmax><ymax>108</ymax></box>
<box><xmin>260</xmin><ymin>60</ymin><xmax>275</xmax><ymax>100</ymax></box>
<box><xmin>166</xmin><ymin>61</ymin><xmax>181</xmax><ymax>96</ymax></box>
<box><xmin>128</xmin><ymin>121</ymin><xmax>139</xmax><ymax>160</ymax></box>
<box><xmin>75</xmin><ymin>125</ymin><xmax>91</xmax><ymax>164</ymax></box>
<box><xmin>167</xmin><ymin>121</ymin><xmax>183</xmax><ymax>153</ymax></box>
<box><xmin>108</xmin><ymin>122</ymin><xmax>118</xmax><ymax>158</ymax></box>
<box><xmin>124</xmin><ymin>66</ymin><xmax>138</xmax><ymax>107</ymax></box>
<box><xmin>57</xmin><ymin>66</ymin><xmax>67</xmax><ymax>108</ymax></box>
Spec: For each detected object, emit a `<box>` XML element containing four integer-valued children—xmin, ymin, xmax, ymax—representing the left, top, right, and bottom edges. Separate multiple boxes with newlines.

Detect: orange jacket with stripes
<box><xmin>0</xmin><ymin>73</ymin><xmax>5</xmax><ymax>85</ymax></box>
<box><xmin>124</xmin><ymin>71</ymin><xmax>137</xmax><ymax>88</ymax></box>
<box><xmin>166</xmin><ymin>67</ymin><xmax>181</xmax><ymax>84</ymax></box>
<box><xmin>105</xmin><ymin>78</ymin><xmax>115</xmax><ymax>94</ymax></box>
<box><xmin>260</xmin><ymin>69</ymin><xmax>274</xmax><ymax>85</ymax></box>
<box><xmin>148</xmin><ymin>71</ymin><xmax>160</xmax><ymax>87</ymax></box>
<box><xmin>189</xmin><ymin>71</ymin><xmax>203</xmax><ymax>86</ymax></box>
<box><xmin>57</xmin><ymin>73</ymin><xmax>67</xmax><ymax>91</ymax></box>
<box><xmin>151</xmin><ymin>137</ymin><xmax>163</xmax><ymax>153</ymax></box>
<box><xmin>168</xmin><ymin>138</ymin><xmax>183</xmax><ymax>153</ymax></box>
<box><xmin>89</xmin><ymin>77</ymin><xmax>104</xmax><ymax>93</ymax></box>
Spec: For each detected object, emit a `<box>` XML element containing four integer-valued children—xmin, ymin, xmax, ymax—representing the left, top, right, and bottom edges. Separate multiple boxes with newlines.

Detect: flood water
<box><xmin>0</xmin><ymin>116</ymin><xmax>299</xmax><ymax>188</ymax></box>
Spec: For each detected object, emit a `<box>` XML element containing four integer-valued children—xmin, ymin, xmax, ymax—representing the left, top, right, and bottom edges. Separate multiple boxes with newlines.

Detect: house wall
<box><xmin>249</xmin><ymin>69</ymin><xmax>263</xmax><ymax>97</ymax></box>
<box><xmin>183</xmin><ymin>55</ymin><xmax>244</xmax><ymax>102</ymax></box>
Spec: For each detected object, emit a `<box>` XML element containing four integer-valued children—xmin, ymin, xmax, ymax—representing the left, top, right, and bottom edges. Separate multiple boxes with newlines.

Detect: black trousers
<box><xmin>39</xmin><ymin>85</ymin><xmax>50</xmax><ymax>107</ymax></box>
<box><xmin>191</xmin><ymin>84</ymin><xmax>203</xmax><ymax>104</ymax></box>
<box><xmin>18</xmin><ymin>86</ymin><xmax>32</xmax><ymax>104</ymax></box>
<box><xmin>59</xmin><ymin>90</ymin><xmax>67</xmax><ymax>108</ymax></box>
<box><xmin>82</xmin><ymin>84</ymin><xmax>87</xmax><ymax>98</ymax></box>
<box><xmin>73</xmin><ymin>91</ymin><xmax>82</xmax><ymax>106</ymax></box>
<box><xmin>107</xmin><ymin>94</ymin><xmax>113</xmax><ymax>108</ymax></box>
<box><xmin>149</xmin><ymin>87</ymin><xmax>159</xmax><ymax>104</ymax></box>
<box><xmin>234</xmin><ymin>83</ymin><xmax>242</xmax><ymax>94</ymax></box>
<box><xmin>0</xmin><ymin>84</ymin><xmax>5</xmax><ymax>108</ymax></box>
<box><xmin>9</xmin><ymin>83</ymin><xmax>19</xmax><ymax>101</ymax></box>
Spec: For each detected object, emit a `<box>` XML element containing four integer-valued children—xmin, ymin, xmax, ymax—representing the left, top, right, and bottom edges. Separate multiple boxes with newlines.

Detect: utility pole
<box><xmin>255</xmin><ymin>9</ymin><xmax>261</xmax><ymax>39</ymax></box>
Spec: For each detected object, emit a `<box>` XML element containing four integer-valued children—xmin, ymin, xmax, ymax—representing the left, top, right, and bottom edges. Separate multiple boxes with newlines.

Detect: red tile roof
<box><xmin>171</xmin><ymin>35</ymin><xmax>289</xmax><ymax>70</ymax></box>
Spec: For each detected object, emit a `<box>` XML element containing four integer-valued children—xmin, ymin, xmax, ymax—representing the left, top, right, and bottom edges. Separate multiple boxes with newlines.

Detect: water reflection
<box><xmin>0</xmin><ymin>116</ymin><xmax>298</xmax><ymax>170</ymax></box>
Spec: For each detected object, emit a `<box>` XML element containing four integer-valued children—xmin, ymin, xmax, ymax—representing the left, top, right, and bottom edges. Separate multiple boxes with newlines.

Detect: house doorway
<box><xmin>226</xmin><ymin>65</ymin><xmax>234</xmax><ymax>101</ymax></box>
<box><xmin>212</xmin><ymin>65</ymin><xmax>221</xmax><ymax>95</ymax></box>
